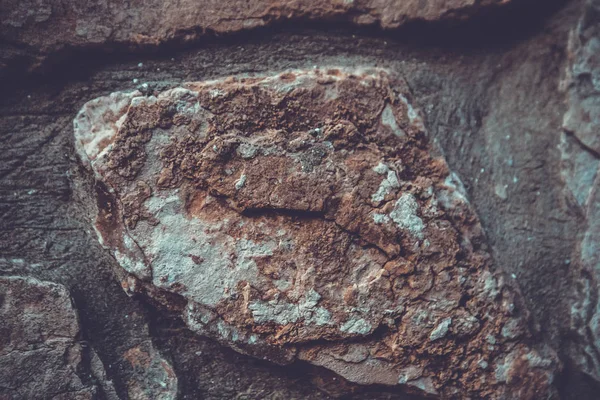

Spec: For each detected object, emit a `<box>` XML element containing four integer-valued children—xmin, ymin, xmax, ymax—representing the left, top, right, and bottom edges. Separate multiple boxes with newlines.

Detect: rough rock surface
<box><xmin>0</xmin><ymin>274</ymin><xmax>177</xmax><ymax>400</ymax></box>
<box><xmin>4</xmin><ymin>0</ymin><xmax>600</xmax><ymax>398</ymax></box>
<box><xmin>0</xmin><ymin>0</ymin><xmax>517</xmax><ymax>72</ymax></box>
<box><xmin>0</xmin><ymin>276</ymin><xmax>106</xmax><ymax>399</ymax></box>
<box><xmin>75</xmin><ymin>68</ymin><xmax>558</xmax><ymax>398</ymax></box>
<box><xmin>561</xmin><ymin>0</ymin><xmax>600</xmax><ymax>383</ymax></box>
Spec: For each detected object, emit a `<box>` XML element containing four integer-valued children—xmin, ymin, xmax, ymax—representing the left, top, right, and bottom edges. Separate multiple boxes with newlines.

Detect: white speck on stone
<box><xmin>410</xmin><ymin>377</ymin><xmax>438</xmax><ymax>396</ymax></box>
<box><xmin>340</xmin><ymin>317</ymin><xmax>372</xmax><ymax>335</ymax></box>
<box><xmin>133</xmin><ymin>78</ymin><xmax>138</xmax><ymax>84</ymax></box>
<box><xmin>236</xmin><ymin>143</ymin><xmax>258</xmax><ymax>159</ymax></box>
<box><xmin>501</xmin><ymin>319</ymin><xmax>521</xmax><ymax>339</ymax></box>
<box><xmin>381</xmin><ymin>104</ymin><xmax>405</xmax><ymax>137</ymax></box>
<box><xmin>73</xmin><ymin>90</ymin><xmax>141</xmax><ymax>163</ymax></box>
<box><xmin>250</xmin><ymin>288</ymin><xmax>331</xmax><ymax>326</ymax></box>
<box><xmin>436</xmin><ymin>172</ymin><xmax>469</xmax><ymax>209</ymax></box>
<box><xmin>494</xmin><ymin>183</ymin><xmax>508</xmax><ymax>200</ymax></box>
<box><xmin>209</xmin><ymin>89</ymin><xmax>225</xmax><ymax>98</ymax></box>
<box><xmin>482</xmin><ymin>271</ymin><xmax>500</xmax><ymax>298</ymax></box>
<box><xmin>372</xmin><ymin>213</ymin><xmax>390</xmax><ymax>224</ymax></box>
<box><xmin>373</xmin><ymin>162</ymin><xmax>389</xmax><ymax>175</ymax></box>
<box><xmin>371</xmin><ymin>169</ymin><xmax>400</xmax><ymax>202</ymax></box>
<box><xmin>429</xmin><ymin>317</ymin><xmax>451</xmax><ymax>341</ymax></box>
<box><xmin>138</xmin><ymin>62</ymin><xmax>143</xmax><ymax>67</ymax></box>
<box><xmin>398</xmin><ymin>365</ymin><xmax>423</xmax><ymax>384</ymax></box>
<box><xmin>235</xmin><ymin>174</ymin><xmax>247</xmax><ymax>190</ymax></box>
<box><xmin>142</xmin><ymin>83</ymin><xmax>148</xmax><ymax>89</ymax></box>
<box><xmin>389</xmin><ymin>193</ymin><xmax>425</xmax><ymax>239</ymax></box>
<box><xmin>513</xmin><ymin>176</ymin><xmax>519</xmax><ymax>183</ymax></box>
<box><xmin>398</xmin><ymin>94</ymin><xmax>424</xmax><ymax>131</ymax></box>
<box><xmin>478</xmin><ymin>359</ymin><xmax>489</xmax><ymax>370</ymax></box>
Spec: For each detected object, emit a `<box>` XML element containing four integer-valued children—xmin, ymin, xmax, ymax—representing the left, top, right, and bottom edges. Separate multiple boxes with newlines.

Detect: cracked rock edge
<box><xmin>2</xmin><ymin>0</ymin><xmax>515</xmax><ymax>70</ymax></box>
<box><xmin>560</xmin><ymin>0</ymin><xmax>600</xmax><ymax>384</ymax></box>
<box><xmin>74</xmin><ymin>67</ymin><xmax>558</xmax><ymax>399</ymax></box>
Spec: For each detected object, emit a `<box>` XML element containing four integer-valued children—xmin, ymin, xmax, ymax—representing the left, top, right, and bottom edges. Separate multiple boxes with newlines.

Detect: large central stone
<box><xmin>75</xmin><ymin>68</ymin><xmax>557</xmax><ymax>398</ymax></box>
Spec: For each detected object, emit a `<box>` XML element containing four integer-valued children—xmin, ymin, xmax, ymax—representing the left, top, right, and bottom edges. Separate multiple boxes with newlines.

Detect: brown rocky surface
<box><xmin>2</xmin><ymin>0</ymin><xmax>600</xmax><ymax>398</ymax></box>
<box><xmin>0</xmin><ymin>0</ymin><xmax>516</xmax><ymax>73</ymax></box>
<box><xmin>75</xmin><ymin>68</ymin><xmax>558</xmax><ymax>398</ymax></box>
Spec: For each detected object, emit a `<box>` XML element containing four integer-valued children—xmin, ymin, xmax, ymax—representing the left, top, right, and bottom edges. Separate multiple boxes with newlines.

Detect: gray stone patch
<box><xmin>389</xmin><ymin>193</ymin><xmax>425</xmax><ymax>239</ymax></box>
<box><xmin>429</xmin><ymin>317</ymin><xmax>452</xmax><ymax>341</ymax></box>
<box><xmin>371</xmin><ymin>168</ymin><xmax>400</xmax><ymax>203</ymax></box>
<box><xmin>381</xmin><ymin>103</ymin><xmax>405</xmax><ymax>137</ymax></box>
<box><xmin>249</xmin><ymin>289</ymin><xmax>332</xmax><ymax>326</ymax></box>
<box><xmin>340</xmin><ymin>317</ymin><xmax>372</xmax><ymax>335</ymax></box>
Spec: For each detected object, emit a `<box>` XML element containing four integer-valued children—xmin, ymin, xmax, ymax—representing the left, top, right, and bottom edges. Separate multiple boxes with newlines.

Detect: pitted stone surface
<box><xmin>75</xmin><ymin>68</ymin><xmax>558</xmax><ymax>398</ymax></box>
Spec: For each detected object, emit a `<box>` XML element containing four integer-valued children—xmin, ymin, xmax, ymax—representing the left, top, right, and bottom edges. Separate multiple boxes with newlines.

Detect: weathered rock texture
<box><xmin>0</xmin><ymin>0</ymin><xmax>516</xmax><ymax>72</ymax></box>
<box><xmin>561</xmin><ymin>0</ymin><xmax>600</xmax><ymax>383</ymax></box>
<box><xmin>0</xmin><ymin>276</ymin><xmax>108</xmax><ymax>399</ymax></box>
<box><xmin>74</xmin><ymin>68</ymin><xmax>558</xmax><ymax>398</ymax></box>
<box><xmin>0</xmin><ymin>274</ymin><xmax>177</xmax><ymax>400</ymax></box>
<box><xmin>4</xmin><ymin>0</ymin><xmax>600</xmax><ymax>398</ymax></box>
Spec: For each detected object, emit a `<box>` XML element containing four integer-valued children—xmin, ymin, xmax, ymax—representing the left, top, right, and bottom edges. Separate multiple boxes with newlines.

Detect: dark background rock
<box><xmin>1</xmin><ymin>0</ymin><xmax>599</xmax><ymax>398</ymax></box>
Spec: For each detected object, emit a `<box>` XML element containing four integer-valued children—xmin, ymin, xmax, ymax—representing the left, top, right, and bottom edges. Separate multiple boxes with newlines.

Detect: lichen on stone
<box><xmin>75</xmin><ymin>67</ymin><xmax>558</xmax><ymax>399</ymax></box>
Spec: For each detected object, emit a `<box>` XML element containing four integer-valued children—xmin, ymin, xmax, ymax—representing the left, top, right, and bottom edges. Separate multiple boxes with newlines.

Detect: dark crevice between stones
<box><xmin>141</xmin><ymin>295</ymin><xmax>427</xmax><ymax>400</ymax></box>
<box><xmin>69</xmin><ymin>275</ymin><xmax>153</xmax><ymax>400</ymax></box>
<box><xmin>563</xmin><ymin>130</ymin><xmax>600</xmax><ymax>160</ymax></box>
<box><xmin>556</xmin><ymin>356</ymin><xmax>600</xmax><ymax>400</ymax></box>
<box><xmin>241</xmin><ymin>207</ymin><xmax>327</xmax><ymax>219</ymax></box>
<box><xmin>0</xmin><ymin>0</ymin><xmax>570</xmax><ymax>86</ymax></box>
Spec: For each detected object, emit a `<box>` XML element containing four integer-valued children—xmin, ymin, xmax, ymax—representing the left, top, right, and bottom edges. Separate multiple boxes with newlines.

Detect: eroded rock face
<box><xmin>0</xmin><ymin>276</ymin><xmax>102</xmax><ymax>399</ymax></box>
<box><xmin>1</xmin><ymin>0</ymin><xmax>515</xmax><ymax>71</ymax></box>
<box><xmin>561</xmin><ymin>0</ymin><xmax>600</xmax><ymax>383</ymax></box>
<box><xmin>75</xmin><ymin>68</ymin><xmax>558</xmax><ymax>398</ymax></box>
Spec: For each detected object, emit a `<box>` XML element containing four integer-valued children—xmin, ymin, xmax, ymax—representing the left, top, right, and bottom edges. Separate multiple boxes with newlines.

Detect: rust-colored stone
<box><xmin>2</xmin><ymin>0</ymin><xmax>516</xmax><ymax>71</ymax></box>
<box><xmin>75</xmin><ymin>68</ymin><xmax>558</xmax><ymax>398</ymax></box>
